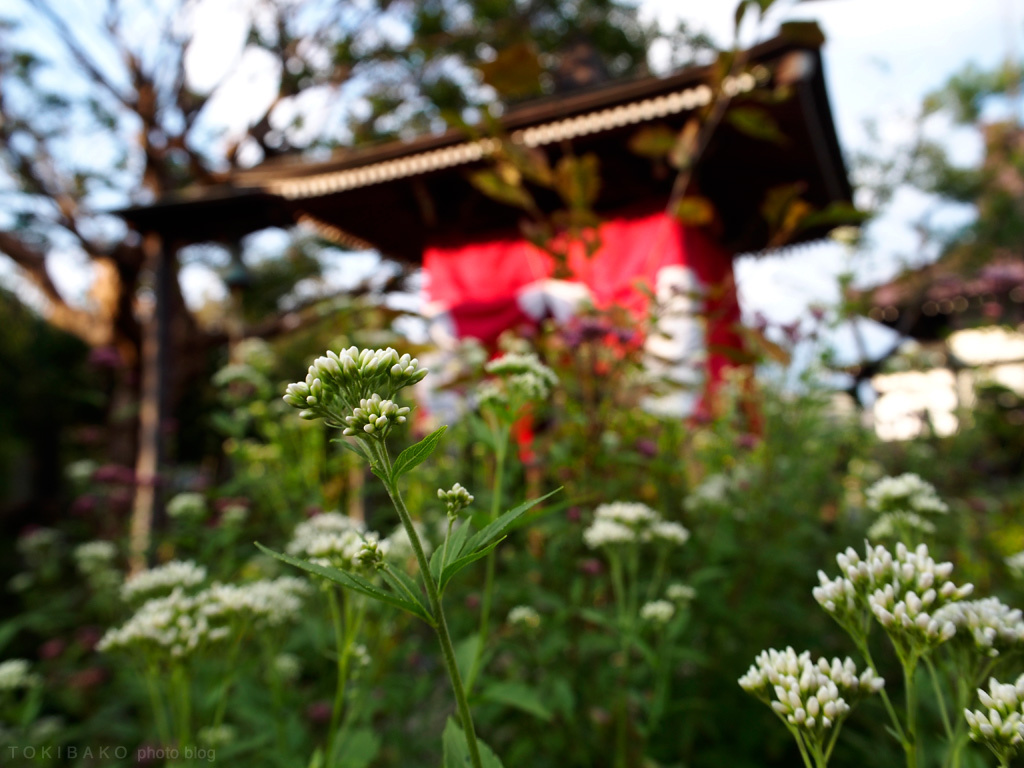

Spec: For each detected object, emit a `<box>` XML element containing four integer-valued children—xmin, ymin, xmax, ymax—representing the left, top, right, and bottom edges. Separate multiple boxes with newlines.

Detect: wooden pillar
<box><xmin>129</xmin><ymin>231</ymin><xmax>170</xmax><ymax>573</ymax></box>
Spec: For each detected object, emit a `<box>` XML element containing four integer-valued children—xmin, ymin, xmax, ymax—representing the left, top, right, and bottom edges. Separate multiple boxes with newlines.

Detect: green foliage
<box><xmin>8</xmin><ymin>317</ymin><xmax>1024</xmax><ymax>768</ymax></box>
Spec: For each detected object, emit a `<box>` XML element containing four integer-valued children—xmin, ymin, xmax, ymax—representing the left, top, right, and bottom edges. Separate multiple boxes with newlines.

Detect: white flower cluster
<box><xmin>122</xmin><ymin>560</ymin><xmax>207</xmax><ymax>603</ymax></box>
<box><xmin>283</xmin><ymin>347</ymin><xmax>427</xmax><ymax>427</ymax></box>
<box><xmin>0</xmin><ymin>659</ymin><xmax>41</xmax><ymax>690</ymax></box>
<box><xmin>198</xmin><ymin>725</ymin><xmax>236</xmax><ymax>748</ymax></box>
<box><xmin>99</xmin><ymin>587</ymin><xmax>226</xmax><ymax>658</ymax></box>
<box><xmin>965</xmin><ymin>675</ymin><xmax>1024</xmax><ymax>762</ymax></box>
<box><xmin>234</xmin><ymin>337</ymin><xmax>275</xmax><ymax>371</ymax></box>
<box><xmin>813</xmin><ymin>542</ymin><xmax>972</xmax><ymax>654</ymax></box>
<box><xmin>478</xmin><ymin>352</ymin><xmax>558</xmax><ymax>412</ymax></box>
<box><xmin>351</xmin><ymin>643</ymin><xmax>371</xmax><ymax>668</ymax></box>
<box><xmin>274</xmin><ymin>653</ymin><xmax>302</xmax><ymax>682</ymax></box>
<box><xmin>867</xmin><ymin>511</ymin><xmax>936</xmax><ymax>542</ymax></box>
<box><xmin>684</xmin><ymin>473</ymin><xmax>730</xmax><ymax>512</ymax></box>
<box><xmin>865</xmin><ymin>473</ymin><xmax>949</xmax><ymax>516</ymax></box>
<box><xmin>74</xmin><ymin>540</ymin><xmax>117</xmax><ymax>574</ymax></box>
<box><xmin>341</xmin><ymin>394</ymin><xmax>411</xmax><ymax>440</ymax></box>
<box><xmin>221</xmin><ymin>505</ymin><xmax>249</xmax><ymax>526</ymax></box>
<box><xmin>17</xmin><ymin>528</ymin><xmax>59</xmax><ymax>562</ymax></box>
<box><xmin>384</xmin><ymin>521</ymin><xmax>432</xmax><ymax>564</ymax></box>
<box><xmin>288</xmin><ymin>512</ymin><xmax>433</xmax><ymax>574</ymax></box>
<box><xmin>74</xmin><ymin>540</ymin><xmax>120</xmax><ymax>592</ymax></box>
<box><xmin>101</xmin><ymin>577</ymin><xmax>310</xmax><ymax>659</ymax></box>
<box><xmin>640</xmin><ymin>600</ymin><xmax>675</xmax><ymax>625</ymax></box>
<box><xmin>739</xmin><ymin>647</ymin><xmax>883</xmax><ymax>734</ymax></box>
<box><xmin>1007</xmin><ymin>550</ymin><xmax>1024</xmax><ymax>579</ymax></box>
<box><xmin>507</xmin><ymin>605</ymin><xmax>541</xmax><ymax>629</ymax></box>
<box><xmin>166</xmin><ymin>492</ymin><xmax>207</xmax><ymax>521</ymax></box>
<box><xmin>439</xmin><ymin>483</ymin><xmax>474</xmax><ymax>518</ymax></box>
<box><xmin>684</xmin><ymin>465</ymin><xmax>757</xmax><ymax>516</ymax></box>
<box><xmin>933</xmin><ymin>598</ymin><xmax>1024</xmax><ymax>657</ymax></box>
<box><xmin>202</xmin><ymin>577</ymin><xmax>311</xmax><ymax>628</ymax></box>
<box><xmin>583</xmin><ymin>502</ymin><xmax>689</xmax><ymax>550</ymax></box>
<box><xmin>666</xmin><ymin>583</ymin><xmax>697</xmax><ymax>603</ymax></box>
<box><xmin>288</xmin><ymin>513</ymin><xmax>381</xmax><ymax>570</ymax></box>
<box><xmin>212</xmin><ymin>363</ymin><xmax>267</xmax><ymax>391</ymax></box>
<box><xmin>65</xmin><ymin>459</ymin><xmax>97</xmax><ymax>484</ymax></box>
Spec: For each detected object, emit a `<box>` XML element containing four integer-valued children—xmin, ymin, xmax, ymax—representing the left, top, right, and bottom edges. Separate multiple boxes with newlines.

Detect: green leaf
<box><xmin>444</xmin><ymin>520</ymin><xmax>475</xmax><ymax>566</ymax></box>
<box><xmin>468</xmin><ymin>169</ymin><xmax>535</xmax><ymax>211</ymax></box>
<box><xmin>442</xmin><ymin>717</ymin><xmax>505</xmax><ymax>768</ymax></box>
<box><xmin>627</xmin><ymin>125</ymin><xmax>678</xmax><ymax>159</ymax></box>
<box><xmin>464</xmin><ymin>488</ymin><xmax>562</xmax><ymax>554</ymax></box>
<box><xmin>671</xmin><ymin>195</ymin><xmax>716</xmax><ymax>226</ymax></box>
<box><xmin>554</xmin><ymin>154</ymin><xmax>600</xmax><ymax>210</ymax></box>
<box><xmin>549</xmin><ymin>677</ymin><xmax>576</xmax><ymax>719</ymax></box>
<box><xmin>431</xmin><ymin>520</ymin><xmax>475</xmax><ymax>585</ymax></box>
<box><xmin>331</xmin><ymin>437</ymin><xmax>369</xmax><ymax>462</ymax></box>
<box><xmin>778</xmin><ymin>20</ymin><xmax>826</xmax><ymax>48</ymax></box>
<box><xmin>795</xmin><ymin>201</ymin><xmax>870</xmax><ymax>231</ymax></box>
<box><xmin>0</xmin><ymin>618</ymin><xmax>24</xmax><ymax>655</ymax></box>
<box><xmin>254</xmin><ymin>543</ymin><xmax>433</xmax><ymax>623</ymax></box>
<box><xmin>454</xmin><ymin>634</ymin><xmax>481</xmax><ymax>684</ymax></box>
<box><xmin>435</xmin><ymin>489</ymin><xmax>561</xmax><ymax>590</ymax></box>
<box><xmin>481</xmin><ymin>682</ymin><xmax>553</xmax><ymax>721</ymax></box>
<box><xmin>726</xmin><ymin>106</ymin><xmax>787</xmax><ymax>144</ymax></box>
<box><xmin>439</xmin><ymin>538</ymin><xmax>503</xmax><ymax>591</ymax></box>
<box><xmin>391</xmin><ymin>425</ymin><xmax>447</xmax><ymax>482</ymax></box>
<box><xmin>734</xmin><ymin>0</ymin><xmax>750</xmax><ymax>32</ymax></box>
<box><xmin>429</xmin><ymin>543</ymin><xmax>445</xmax><ymax>583</ymax></box>
<box><xmin>577</xmin><ymin>607</ymin><xmax>614</xmax><ymax>629</ymax></box>
<box><xmin>329</xmin><ymin>726</ymin><xmax>380</xmax><ymax>768</ymax></box>
<box><xmin>378</xmin><ymin>565</ymin><xmax>432</xmax><ymax>620</ymax></box>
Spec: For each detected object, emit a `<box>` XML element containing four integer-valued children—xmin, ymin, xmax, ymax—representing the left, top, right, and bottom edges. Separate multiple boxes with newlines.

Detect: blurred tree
<box><xmin>0</xmin><ymin>287</ymin><xmax>98</xmax><ymax>517</ymax></box>
<box><xmin>840</xmin><ymin>57</ymin><xmax>1024</xmax><ymax>391</ymax></box>
<box><xmin>0</xmin><ymin>0</ymin><xmax>690</xmax><ymax>451</ymax></box>
<box><xmin>911</xmin><ymin>60</ymin><xmax>1024</xmax><ymax>270</ymax></box>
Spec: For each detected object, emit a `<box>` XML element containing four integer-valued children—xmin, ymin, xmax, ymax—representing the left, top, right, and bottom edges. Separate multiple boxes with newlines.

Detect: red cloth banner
<box><xmin>423</xmin><ymin>210</ymin><xmax>743</xmax><ymax>407</ymax></box>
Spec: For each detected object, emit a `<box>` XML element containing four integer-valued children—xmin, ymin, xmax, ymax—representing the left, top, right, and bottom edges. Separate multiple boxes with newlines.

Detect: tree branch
<box><xmin>0</xmin><ymin>230</ymin><xmax>108</xmax><ymax>345</ymax></box>
<box><xmin>27</xmin><ymin>0</ymin><xmax>135</xmax><ymax>112</ymax></box>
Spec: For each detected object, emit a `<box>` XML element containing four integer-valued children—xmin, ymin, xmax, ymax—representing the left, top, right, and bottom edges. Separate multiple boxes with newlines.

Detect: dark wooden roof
<box><xmin>117</xmin><ymin>25</ymin><xmax>854</xmax><ymax>261</ymax></box>
<box><xmin>851</xmin><ymin>254</ymin><xmax>1024</xmax><ymax>340</ymax></box>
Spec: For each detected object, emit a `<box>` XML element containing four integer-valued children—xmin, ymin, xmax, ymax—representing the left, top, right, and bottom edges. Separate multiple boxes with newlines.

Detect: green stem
<box><xmin>614</xmin><ymin>686</ymin><xmax>628</xmax><ymax>768</ymax></box>
<box><xmin>144</xmin><ymin>663</ymin><xmax>172</xmax><ymax>748</ymax></box>
<box><xmin>325</xmin><ymin>588</ymin><xmax>352</xmax><ymax>765</ymax></box>
<box><xmin>466</xmin><ymin>423</ymin><xmax>509</xmax><ymax>695</ymax></box>
<box><xmin>370</xmin><ymin>439</ymin><xmax>484</xmax><ymax>768</ymax></box>
<box><xmin>171</xmin><ymin>662</ymin><xmax>191</xmax><ymax>750</ymax></box>
<box><xmin>924</xmin><ymin>655</ymin><xmax>954</xmax><ymax>742</ymax></box>
<box><xmin>785</xmin><ymin>724</ymin><xmax>816</xmax><ymax>768</ymax></box>
<box><xmin>211</xmin><ymin>625</ymin><xmax>248</xmax><ymax>729</ymax></box>
<box><xmin>440</xmin><ymin>516</ymin><xmax>455</xmax><ymax>575</ymax></box>
<box><xmin>903</xmin><ymin>658</ymin><xmax>919</xmax><ymax>768</ymax></box>
<box><xmin>608</xmin><ymin>552</ymin><xmax>628</xmax><ymax>635</ymax></box>
<box><xmin>261</xmin><ymin>637</ymin><xmax>288</xmax><ymax>757</ymax></box>
<box><xmin>854</xmin><ymin>638</ymin><xmax>907</xmax><ymax>744</ymax></box>
<box><xmin>644</xmin><ymin>547</ymin><xmax>669</xmax><ymax>605</ymax></box>
<box><xmin>648</xmin><ymin>627</ymin><xmax>671</xmax><ymax>736</ymax></box>
<box><xmin>466</xmin><ymin>553</ymin><xmax>495</xmax><ymax>696</ymax></box>
<box><xmin>610</xmin><ymin>548</ymin><xmax>635</xmax><ymax>768</ymax></box>
<box><xmin>810</xmin><ymin>739</ymin><xmax>830</xmax><ymax>768</ymax></box>
<box><xmin>625</xmin><ymin>544</ymin><xmax>640</xmax><ymax>626</ymax></box>
<box><xmin>823</xmin><ymin>722</ymin><xmax>844</xmax><ymax>764</ymax></box>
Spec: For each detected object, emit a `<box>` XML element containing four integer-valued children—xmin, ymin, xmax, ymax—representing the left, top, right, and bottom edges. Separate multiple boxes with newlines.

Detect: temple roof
<box><xmin>117</xmin><ymin>24</ymin><xmax>854</xmax><ymax>261</ymax></box>
<box><xmin>851</xmin><ymin>252</ymin><xmax>1024</xmax><ymax>340</ymax></box>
